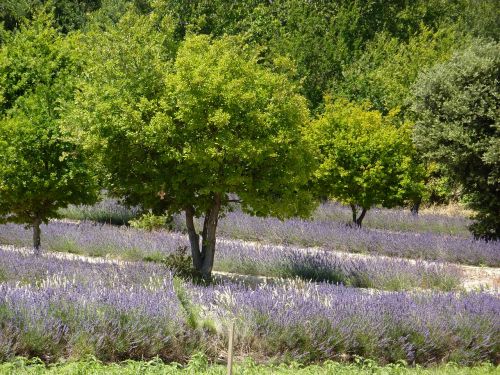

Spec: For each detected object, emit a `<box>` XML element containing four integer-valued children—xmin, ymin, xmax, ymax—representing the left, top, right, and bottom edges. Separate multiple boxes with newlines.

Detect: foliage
<box><xmin>159</xmin><ymin>35</ymin><xmax>313</xmax><ymax>217</ymax></box>
<box><xmin>336</xmin><ymin>27</ymin><xmax>460</xmax><ymax>114</ymax></box>
<box><xmin>129</xmin><ymin>212</ymin><xmax>171</xmax><ymax>231</ymax></box>
<box><xmin>0</xmin><ymin>12</ymin><xmax>97</xmax><ymax>249</ymax></box>
<box><xmin>411</xmin><ymin>40</ymin><xmax>500</xmax><ymax>240</ymax></box>
<box><xmin>0</xmin><ymin>0</ymin><xmax>101</xmax><ymax>32</ymax></box>
<box><xmin>58</xmin><ymin>198</ymin><xmax>140</xmax><ymax>225</ymax></box>
<box><xmin>69</xmin><ymin>11</ymin><xmax>314</xmax><ymax>277</ymax></box>
<box><xmin>309</xmin><ymin>99</ymin><xmax>424</xmax><ymax>226</ymax></box>
<box><xmin>158</xmin><ymin>0</ymin><xmax>481</xmax><ymax>109</ymax></box>
<box><xmin>144</xmin><ymin>247</ymin><xmax>203</xmax><ymax>283</ymax></box>
<box><xmin>0</xmin><ymin>356</ymin><xmax>498</xmax><ymax>375</ymax></box>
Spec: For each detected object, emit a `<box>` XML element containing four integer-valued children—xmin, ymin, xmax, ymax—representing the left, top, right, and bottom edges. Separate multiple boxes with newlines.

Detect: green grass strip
<box><xmin>0</xmin><ymin>356</ymin><xmax>497</xmax><ymax>375</ymax></box>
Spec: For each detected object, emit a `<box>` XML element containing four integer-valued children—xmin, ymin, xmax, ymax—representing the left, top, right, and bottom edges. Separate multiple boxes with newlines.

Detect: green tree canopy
<box><xmin>0</xmin><ymin>13</ymin><xmax>98</xmax><ymax>252</ymax></box>
<box><xmin>0</xmin><ymin>0</ymin><xmax>102</xmax><ymax>32</ymax></box>
<box><xmin>69</xmin><ymin>10</ymin><xmax>314</xmax><ymax>279</ymax></box>
<box><xmin>309</xmin><ymin>99</ymin><xmax>424</xmax><ymax>226</ymax></box>
<box><xmin>411</xmin><ymin>40</ymin><xmax>500</xmax><ymax>239</ymax></box>
<box><xmin>335</xmin><ymin>27</ymin><xmax>460</xmax><ymax>114</ymax></box>
<box><xmin>153</xmin><ymin>0</ymin><xmax>481</xmax><ymax>109</ymax></box>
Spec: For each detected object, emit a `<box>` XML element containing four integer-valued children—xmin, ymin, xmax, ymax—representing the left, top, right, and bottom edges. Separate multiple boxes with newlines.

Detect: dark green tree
<box><xmin>0</xmin><ymin>0</ymin><xmax>102</xmax><ymax>32</ymax></box>
<box><xmin>411</xmin><ymin>41</ymin><xmax>500</xmax><ymax>239</ymax></box>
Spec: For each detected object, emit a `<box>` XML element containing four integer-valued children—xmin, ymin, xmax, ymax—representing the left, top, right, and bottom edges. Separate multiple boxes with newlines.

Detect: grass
<box><xmin>0</xmin><ymin>356</ymin><xmax>497</xmax><ymax>375</ymax></box>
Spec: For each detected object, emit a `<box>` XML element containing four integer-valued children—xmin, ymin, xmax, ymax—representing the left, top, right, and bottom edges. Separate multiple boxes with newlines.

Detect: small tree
<box><xmin>309</xmin><ymin>98</ymin><xmax>423</xmax><ymax>227</ymax></box>
<box><xmin>412</xmin><ymin>40</ymin><xmax>500</xmax><ymax>240</ymax></box>
<box><xmin>0</xmin><ymin>13</ymin><xmax>98</xmax><ymax>253</ymax></box>
<box><xmin>70</xmin><ymin>11</ymin><xmax>314</xmax><ymax>279</ymax></box>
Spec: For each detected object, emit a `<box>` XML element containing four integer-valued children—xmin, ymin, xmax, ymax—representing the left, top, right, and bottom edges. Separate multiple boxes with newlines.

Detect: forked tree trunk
<box><xmin>185</xmin><ymin>193</ymin><xmax>222</xmax><ymax>280</ymax></box>
<box><xmin>33</xmin><ymin>217</ymin><xmax>42</xmax><ymax>255</ymax></box>
<box><xmin>350</xmin><ymin>204</ymin><xmax>367</xmax><ymax>227</ymax></box>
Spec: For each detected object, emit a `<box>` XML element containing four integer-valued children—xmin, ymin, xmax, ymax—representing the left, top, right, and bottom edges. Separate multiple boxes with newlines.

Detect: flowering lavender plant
<box><xmin>0</xmin><ymin>250</ymin><xmax>497</xmax><ymax>365</ymax></box>
<box><xmin>0</xmin><ymin>222</ymin><xmax>463</xmax><ymax>291</ymax></box>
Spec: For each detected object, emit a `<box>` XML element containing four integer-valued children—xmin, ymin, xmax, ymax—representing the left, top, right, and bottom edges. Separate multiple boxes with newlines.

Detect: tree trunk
<box><xmin>411</xmin><ymin>197</ymin><xmax>421</xmax><ymax>217</ymax></box>
<box><xmin>33</xmin><ymin>217</ymin><xmax>42</xmax><ymax>255</ymax></box>
<box><xmin>350</xmin><ymin>204</ymin><xmax>357</xmax><ymax>224</ymax></box>
<box><xmin>200</xmin><ymin>193</ymin><xmax>221</xmax><ymax>279</ymax></box>
<box><xmin>355</xmin><ymin>208</ymin><xmax>367</xmax><ymax>227</ymax></box>
<box><xmin>185</xmin><ymin>206</ymin><xmax>202</xmax><ymax>271</ymax></box>
<box><xmin>185</xmin><ymin>193</ymin><xmax>222</xmax><ymax>281</ymax></box>
<box><xmin>350</xmin><ymin>204</ymin><xmax>367</xmax><ymax>227</ymax></box>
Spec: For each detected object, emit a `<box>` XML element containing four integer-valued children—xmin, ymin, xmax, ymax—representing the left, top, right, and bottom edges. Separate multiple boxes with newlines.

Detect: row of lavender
<box><xmin>57</xmin><ymin>200</ymin><xmax>497</xmax><ymax>266</ymax></box>
<box><xmin>59</xmin><ymin>200</ymin><xmax>472</xmax><ymax>237</ymax></box>
<box><xmin>0</xmin><ymin>222</ymin><xmax>462</xmax><ymax>291</ymax></box>
<box><xmin>312</xmin><ymin>202</ymin><xmax>471</xmax><ymax>236</ymax></box>
<box><xmin>0</xmin><ymin>249</ymin><xmax>498</xmax><ymax>364</ymax></box>
<box><xmin>195</xmin><ymin>212</ymin><xmax>499</xmax><ymax>266</ymax></box>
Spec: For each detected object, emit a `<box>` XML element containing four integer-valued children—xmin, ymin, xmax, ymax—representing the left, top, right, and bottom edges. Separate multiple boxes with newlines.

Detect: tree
<box><xmin>335</xmin><ymin>27</ymin><xmax>460</xmax><ymax>114</ymax></box>
<box><xmin>411</xmin><ymin>41</ymin><xmax>500</xmax><ymax>240</ymax></box>
<box><xmin>154</xmin><ymin>0</ymin><xmax>475</xmax><ymax>109</ymax></box>
<box><xmin>309</xmin><ymin>99</ymin><xmax>424</xmax><ymax>227</ymax></box>
<box><xmin>69</xmin><ymin>10</ymin><xmax>314</xmax><ymax>279</ymax></box>
<box><xmin>0</xmin><ymin>13</ymin><xmax>98</xmax><ymax>253</ymax></box>
<box><xmin>0</xmin><ymin>0</ymin><xmax>102</xmax><ymax>33</ymax></box>
<box><xmin>332</xmin><ymin>26</ymin><xmax>465</xmax><ymax>212</ymax></box>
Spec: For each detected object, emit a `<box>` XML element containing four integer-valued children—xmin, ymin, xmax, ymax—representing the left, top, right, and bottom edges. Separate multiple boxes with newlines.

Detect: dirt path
<box><xmin>460</xmin><ymin>265</ymin><xmax>500</xmax><ymax>290</ymax></box>
<box><xmin>1</xmin><ymin>243</ymin><xmax>498</xmax><ymax>292</ymax></box>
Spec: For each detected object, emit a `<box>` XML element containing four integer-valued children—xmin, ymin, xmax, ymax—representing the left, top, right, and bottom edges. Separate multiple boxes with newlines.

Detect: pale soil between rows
<box><xmin>1</xmin><ymin>234</ymin><xmax>499</xmax><ymax>292</ymax></box>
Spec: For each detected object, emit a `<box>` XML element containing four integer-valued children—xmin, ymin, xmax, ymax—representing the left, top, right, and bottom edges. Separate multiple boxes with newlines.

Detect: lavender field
<box><xmin>60</xmin><ymin>200</ymin><xmax>473</xmax><ymax>236</ymax></box>
<box><xmin>0</xmin><ymin>249</ymin><xmax>498</xmax><ymax>365</ymax></box>
<box><xmin>59</xmin><ymin>200</ymin><xmax>499</xmax><ymax>266</ymax></box>
<box><xmin>0</xmin><ymin>202</ymin><xmax>498</xmax><ymax>367</ymax></box>
<box><xmin>0</xmin><ymin>222</ymin><xmax>463</xmax><ymax>291</ymax></box>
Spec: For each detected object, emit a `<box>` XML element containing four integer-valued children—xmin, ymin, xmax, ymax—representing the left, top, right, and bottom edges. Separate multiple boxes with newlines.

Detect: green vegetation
<box><xmin>0</xmin><ymin>1</ymin><xmax>498</xmax><ymax>370</ymax></box>
<box><xmin>1</xmin><ymin>0</ymin><xmax>497</xmax><ymax>247</ymax></box>
<box><xmin>69</xmin><ymin>9</ymin><xmax>315</xmax><ymax>279</ymax></box>
<box><xmin>0</xmin><ymin>356</ymin><xmax>497</xmax><ymax>375</ymax></box>
<box><xmin>0</xmin><ymin>12</ymin><xmax>97</xmax><ymax>252</ymax></box>
<box><xmin>309</xmin><ymin>99</ymin><xmax>423</xmax><ymax>227</ymax></box>
<box><xmin>412</xmin><ymin>41</ymin><xmax>500</xmax><ymax>239</ymax></box>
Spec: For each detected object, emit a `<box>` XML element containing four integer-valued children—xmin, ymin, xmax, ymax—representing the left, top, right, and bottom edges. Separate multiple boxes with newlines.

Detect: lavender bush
<box><xmin>58</xmin><ymin>199</ymin><xmax>472</xmax><ymax>236</ymax></box>
<box><xmin>0</xmin><ymin>249</ymin><xmax>210</xmax><ymax>362</ymax></box>
<box><xmin>0</xmin><ymin>223</ymin><xmax>462</xmax><ymax>291</ymax></box>
<box><xmin>313</xmin><ymin>202</ymin><xmax>471</xmax><ymax>236</ymax></box>
<box><xmin>193</xmin><ymin>282</ymin><xmax>500</xmax><ymax>364</ymax></box>
<box><xmin>204</xmin><ymin>212</ymin><xmax>499</xmax><ymax>266</ymax></box>
<box><xmin>53</xmin><ymin>200</ymin><xmax>498</xmax><ymax>266</ymax></box>
<box><xmin>58</xmin><ymin>199</ymin><xmax>141</xmax><ymax>225</ymax></box>
<box><xmin>0</xmin><ymin>250</ymin><xmax>498</xmax><ymax>365</ymax></box>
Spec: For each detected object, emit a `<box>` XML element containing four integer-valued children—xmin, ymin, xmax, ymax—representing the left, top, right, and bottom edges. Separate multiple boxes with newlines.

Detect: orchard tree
<box><xmin>309</xmin><ymin>99</ymin><xmax>424</xmax><ymax>227</ymax></box>
<box><xmin>335</xmin><ymin>27</ymin><xmax>459</xmax><ymax>114</ymax></box>
<box><xmin>70</xmin><ymin>11</ymin><xmax>314</xmax><ymax>279</ymax></box>
<box><xmin>0</xmin><ymin>0</ymin><xmax>102</xmax><ymax>32</ymax></box>
<box><xmin>412</xmin><ymin>41</ymin><xmax>500</xmax><ymax>240</ymax></box>
<box><xmin>0</xmin><ymin>13</ymin><xmax>98</xmax><ymax>253</ymax></box>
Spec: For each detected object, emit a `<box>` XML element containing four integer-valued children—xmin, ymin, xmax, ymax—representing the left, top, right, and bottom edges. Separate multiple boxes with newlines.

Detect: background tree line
<box><xmin>0</xmin><ymin>0</ymin><xmax>498</xmax><ymax>278</ymax></box>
